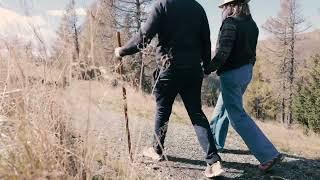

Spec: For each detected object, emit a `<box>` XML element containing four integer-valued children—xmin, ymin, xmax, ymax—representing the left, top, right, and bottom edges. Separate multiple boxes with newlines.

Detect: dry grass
<box><xmin>0</xmin><ymin>43</ymin><xmax>139</xmax><ymax>179</ymax></box>
<box><xmin>95</xmin><ymin>78</ymin><xmax>189</xmax><ymax>124</ymax></box>
<box><xmin>0</xmin><ymin>64</ymin><xmax>91</xmax><ymax>179</ymax></box>
<box><xmin>1</xmin><ymin>94</ymin><xmax>76</xmax><ymax>178</ymax></box>
<box><xmin>0</xmin><ymin>4</ymin><xmax>157</xmax><ymax>178</ymax></box>
<box><xmin>256</xmin><ymin>121</ymin><xmax>320</xmax><ymax>159</ymax></box>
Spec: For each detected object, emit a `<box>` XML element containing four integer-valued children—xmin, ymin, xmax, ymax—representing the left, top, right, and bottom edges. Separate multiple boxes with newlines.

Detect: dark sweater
<box><xmin>119</xmin><ymin>0</ymin><xmax>211</xmax><ymax>69</ymax></box>
<box><xmin>211</xmin><ymin>15</ymin><xmax>259</xmax><ymax>75</ymax></box>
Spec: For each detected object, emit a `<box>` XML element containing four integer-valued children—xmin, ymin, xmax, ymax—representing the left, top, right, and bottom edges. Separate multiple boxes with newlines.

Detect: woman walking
<box><xmin>205</xmin><ymin>0</ymin><xmax>283</xmax><ymax>171</ymax></box>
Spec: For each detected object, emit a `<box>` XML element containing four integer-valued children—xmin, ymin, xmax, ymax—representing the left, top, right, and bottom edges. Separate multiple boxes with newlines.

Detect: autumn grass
<box><xmin>94</xmin><ymin>78</ymin><xmax>189</xmax><ymax>124</ymax></box>
<box><xmin>256</xmin><ymin>121</ymin><xmax>320</xmax><ymax>159</ymax></box>
<box><xmin>0</xmin><ymin>57</ymin><xmax>144</xmax><ymax>179</ymax></box>
<box><xmin>0</xmin><ymin>5</ymin><xmax>154</xmax><ymax>178</ymax></box>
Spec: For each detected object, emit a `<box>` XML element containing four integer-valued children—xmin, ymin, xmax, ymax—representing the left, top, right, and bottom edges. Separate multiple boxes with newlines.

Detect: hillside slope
<box><xmin>258</xmin><ymin>29</ymin><xmax>320</xmax><ymax>60</ymax></box>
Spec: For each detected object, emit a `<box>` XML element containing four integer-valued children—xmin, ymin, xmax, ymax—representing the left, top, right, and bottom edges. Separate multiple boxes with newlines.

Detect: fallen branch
<box><xmin>1</xmin><ymin>89</ymin><xmax>23</xmax><ymax>96</ymax></box>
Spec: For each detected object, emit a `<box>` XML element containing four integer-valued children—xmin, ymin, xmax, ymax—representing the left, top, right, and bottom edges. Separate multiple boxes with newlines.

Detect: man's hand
<box><xmin>114</xmin><ymin>47</ymin><xmax>123</xmax><ymax>60</ymax></box>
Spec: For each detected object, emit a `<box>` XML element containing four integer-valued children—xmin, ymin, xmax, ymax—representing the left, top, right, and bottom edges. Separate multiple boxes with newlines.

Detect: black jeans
<box><xmin>153</xmin><ymin>65</ymin><xmax>221</xmax><ymax>165</ymax></box>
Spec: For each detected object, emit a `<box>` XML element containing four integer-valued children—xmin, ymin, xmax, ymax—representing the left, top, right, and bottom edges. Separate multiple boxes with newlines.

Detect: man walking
<box><xmin>114</xmin><ymin>0</ymin><xmax>224</xmax><ymax>177</ymax></box>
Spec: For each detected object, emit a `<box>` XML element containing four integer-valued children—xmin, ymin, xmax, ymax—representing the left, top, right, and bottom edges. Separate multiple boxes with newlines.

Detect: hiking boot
<box><xmin>142</xmin><ymin>147</ymin><xmax>163</xmax><ymax>161</ymax></box>
<box><xmin>204</xmin><ymin>161</ymin><xmax>225</xmax><ymax>178</ymax></box>
<box><xmin>258</xmin><ymin>154</ymin><xmax>284</xmax><ymax>172</ymax></box>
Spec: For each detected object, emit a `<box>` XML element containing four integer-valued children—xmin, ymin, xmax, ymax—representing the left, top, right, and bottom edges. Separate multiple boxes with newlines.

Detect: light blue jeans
<box><xmin>210</xmin><ymin>64</ymin><xmax>280</xmax><ymax>163</ymax></box>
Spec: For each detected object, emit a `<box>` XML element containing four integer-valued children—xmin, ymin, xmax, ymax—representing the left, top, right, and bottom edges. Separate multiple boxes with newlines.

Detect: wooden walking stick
<box><xmin>116</xmin><ymin>32</ymin><xmax>133</xmax><ymax>162</ymax></box>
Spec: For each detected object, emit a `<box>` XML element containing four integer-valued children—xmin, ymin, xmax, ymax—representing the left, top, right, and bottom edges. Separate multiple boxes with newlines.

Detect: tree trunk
<box><xmin>282</xmin><ymin>97</ymin><xmax>286</xmax><ymax>124</ymax></box>
<box><xmin>287</xmin><ymin>14</ymin><xmax>296</xmax><ymax>126</ymax></box>
<box><xmin>135</xmin><ymin>0</ymin><xmax>144</xmax><ymax>92</ymax></box>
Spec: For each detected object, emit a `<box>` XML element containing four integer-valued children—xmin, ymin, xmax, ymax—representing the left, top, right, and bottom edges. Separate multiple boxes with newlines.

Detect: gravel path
<box><xmin>64</xmin><ymin>84</ymin><xmax>320</xmax><ymax>180</ymax></box>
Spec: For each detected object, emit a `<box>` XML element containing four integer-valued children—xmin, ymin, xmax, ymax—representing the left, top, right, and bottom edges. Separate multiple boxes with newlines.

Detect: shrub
<box><xmin>293</xmin><ymin>55</ymin><xmax>320</xmax><ymax>134</ymax></box>
<box><xmin>245</xmin><ymin>60</ymin><xmax>280</xmax><ymax>120</ymax></box>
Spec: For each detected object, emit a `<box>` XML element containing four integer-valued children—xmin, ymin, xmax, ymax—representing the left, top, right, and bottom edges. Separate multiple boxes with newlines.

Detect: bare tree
<box><xmin>112</xmin><ymin>0</ymin><xmax>153</xmax><ymax>91</ymax></box>
<box><xmin>51</xmin><ymin>0</ymin><xmax>80</xmax><ymax>84</ymax></box>
<box><xmin>263</xmin><ymin>0</ymin><xmax>310</xmax><ymax>126</ymax></box>
<box><xmin>80</xmin><ymin>0</ymin><xmax>115</xmax><ymax>67</ymax></box>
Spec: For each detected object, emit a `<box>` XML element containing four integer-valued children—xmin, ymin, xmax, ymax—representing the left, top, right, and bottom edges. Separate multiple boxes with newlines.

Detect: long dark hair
<box><xmin>222</xmin><ymin>1</ymin><xmax>251</xmax><ymax>21</ymax></box>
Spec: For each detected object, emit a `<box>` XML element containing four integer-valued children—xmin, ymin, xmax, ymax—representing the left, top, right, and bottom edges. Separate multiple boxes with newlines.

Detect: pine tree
<box><xmin>293</xmin><ymin>55</ymin><xmax>320</xmax><ymax>134</ymax></box>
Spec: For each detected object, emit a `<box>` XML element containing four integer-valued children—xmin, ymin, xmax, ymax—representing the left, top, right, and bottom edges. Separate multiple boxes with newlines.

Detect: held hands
<box><xmin>203</xmin><ymin>60</ymin><xmax>218</xmax><ymax>75</ymax></box>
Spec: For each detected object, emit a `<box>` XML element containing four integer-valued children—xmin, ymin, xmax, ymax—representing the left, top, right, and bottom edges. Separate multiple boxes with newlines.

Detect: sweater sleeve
<box><xmin>200</xmin><ymin>11</ymin><xmax>211</xmax><ymax>70</ymax></box>
<box><xmin>211</xmin><ymin>18</ymin><xmax>237</xmax><ymax>70</ymax></box>
<box><xmin>119</xmin><ymin>2</ymin><xmax>164</xmax><ymax>57</ymax></box>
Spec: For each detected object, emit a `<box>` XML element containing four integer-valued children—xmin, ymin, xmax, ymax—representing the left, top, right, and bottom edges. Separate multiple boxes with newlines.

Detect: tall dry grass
<box><xmin>1</xmin><ymin>43</ymin><xmax>88</xmax><ymax>178</ymax></box>
<box><xmin>0</xmin><ymin>29</ymin><xmax>146</xmax><ymax>180</ymax></box>
<box><xmin>0</xmin><ymin>52</ymin><xmax>145</xmax><ymax>180</ymax></box>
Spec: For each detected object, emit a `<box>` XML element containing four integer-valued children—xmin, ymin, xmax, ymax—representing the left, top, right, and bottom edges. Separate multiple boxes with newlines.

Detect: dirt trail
<box><xmin>65</xmin><ymin>82</ymin><xmax>320</xmax><ymax>180</ymax></box>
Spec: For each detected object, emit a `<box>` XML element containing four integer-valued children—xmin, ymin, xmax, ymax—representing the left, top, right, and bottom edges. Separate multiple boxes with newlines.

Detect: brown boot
<box><xmin>258</xmin><ymin>154</ymin><xmax>284</xmax><ymax>172</ymax></box>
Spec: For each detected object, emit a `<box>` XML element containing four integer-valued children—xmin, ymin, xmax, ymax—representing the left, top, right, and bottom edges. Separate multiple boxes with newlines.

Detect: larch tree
<box><xmin>263</xmin><ymin>0</ymin><xmax>309</xmax><ymax>126</ymax></box>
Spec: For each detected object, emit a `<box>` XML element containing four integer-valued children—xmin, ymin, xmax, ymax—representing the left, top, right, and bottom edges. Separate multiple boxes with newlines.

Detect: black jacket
<box><xmin>119</xmin><ymin>0</ymin><xmax>211</xmax><ymax>69</ymax></box>
<box><xmin>210</xmin><ymin>15</ymin><xmax>259</xmax><ymax>75</ymax></box>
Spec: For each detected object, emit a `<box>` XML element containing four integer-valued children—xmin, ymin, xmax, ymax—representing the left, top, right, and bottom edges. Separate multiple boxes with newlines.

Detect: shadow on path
<box><xmin>167</xmin><ymin>156</ymin><xmax>206</xmax><ymax>166</ymax></box>
<box><xmin>166</xmin><ymin>151</ymin><xmax>320</xmax><ymax>179</ymax></box>
<box><xmin>220</xmin><ymin>149</ymin><xmax>252</xmax><ymax>155</ymax></box>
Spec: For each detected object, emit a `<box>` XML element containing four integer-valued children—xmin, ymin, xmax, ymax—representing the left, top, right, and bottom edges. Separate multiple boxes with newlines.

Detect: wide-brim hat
<box><xmin>219</xmin><ymin>0</ymin><xmax>251</xmax><ymax>8</ymax></box>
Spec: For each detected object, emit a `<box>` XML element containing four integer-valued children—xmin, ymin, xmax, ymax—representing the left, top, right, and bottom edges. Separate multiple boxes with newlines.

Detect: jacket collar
<box><xmin>233</xmin><ymin>14</ymin><xmax>252</xmax><ymax>21</ymax></box>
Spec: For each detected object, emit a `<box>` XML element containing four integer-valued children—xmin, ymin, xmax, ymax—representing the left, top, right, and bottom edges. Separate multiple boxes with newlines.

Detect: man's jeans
<box><xmin>153</xmin><ymin>66</ymin><xmax>220</xmax><ymax>165</ymax></box>
<box><xmin>210</xmin><ymin>64</ymin><xmax>280</xmax><ymax>163</ymax></box>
